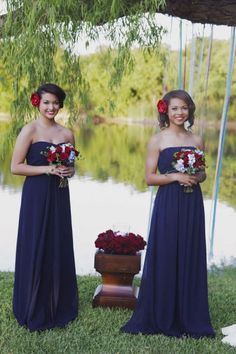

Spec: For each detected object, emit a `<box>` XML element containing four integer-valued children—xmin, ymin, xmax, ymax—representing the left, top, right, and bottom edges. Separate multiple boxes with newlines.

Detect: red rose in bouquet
<box><xmin>172</xmin><ymin>148</ymin><xmax>206</xmax><ymax>193</ymax></box>
<box><xmin>41</xmin><ymin>143</ymin><xmax>81</xmax><ymax>187</ymax></box>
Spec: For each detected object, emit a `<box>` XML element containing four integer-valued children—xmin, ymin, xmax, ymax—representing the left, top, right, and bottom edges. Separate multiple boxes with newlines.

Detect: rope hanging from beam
<box><xmin>188</xmin><ymin>23</ymin><xmax>196</xmax><ymax>96</ymax></box>
<box><xmin>178</xmin><ymin>19</ymin><xmax>183</xmax><ymax>89</ymax></box>
<box><xmin>183</xmin><ymin>23</ymin><xmax>188</xmax><ymax>90</ymax></box>
<box><xmin>203</xmin><ymin>25</ymin><xmax>214</xmax><ymax>115</ymax></box>
<box><xmin>162</xmin><ymin>16</ymin><xmax>173</xmax><ymax>93</ymax></box>
<box><xmin>195</xmin><ymin>25</ymin><xmax>206</xmax><ymax>135</ymax></box>
<box><xmin>196</xmin><ymin>24</ymin><xmax>205</xmax><ymax>89</ymax></box>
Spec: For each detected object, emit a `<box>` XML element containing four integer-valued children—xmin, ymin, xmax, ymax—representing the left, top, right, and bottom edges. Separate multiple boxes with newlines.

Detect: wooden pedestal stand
<box><xmin>92</xmin><ymin>251</ymin><xmax>141</xmax><ymax>309</ymax></box>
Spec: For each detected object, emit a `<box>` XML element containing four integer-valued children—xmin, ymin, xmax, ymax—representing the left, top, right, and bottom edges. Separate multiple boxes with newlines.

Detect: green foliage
<box><xmin>192</xmin><ymin>39</ymin><xmax>231</xmax><ymax>120</ymax></box>
<box><xmin>0</xmin><ymin>0</ymin><xmax>165</xmax><ymax>122</ymax></box>
<box><xmin>79</xmin><ymin>47</ymin><xmax>166</xmax><ymax>118</ymax></box>
<box><xmin>58</xmin><ymin>37</ymin><xmax>235</xmax><ymax>121</ymax></box>
<box><xmin>1</xmin><ymin>5</ymin><xmax>236</xmax><ymax>124</ymax></box>
<box><xmin>0</xmin><ymin>61</ymin><xmax>13</xmax><ymax>113</ymax></box>
<box><xmin>2</xmin><ymin>36</ymin><xmax>234</xmax><ymax>123</ymax></box>
<box><xmin>1</xmin><ymin>268</ymin><xmax>236</xmax><ymax>353</ymax></box>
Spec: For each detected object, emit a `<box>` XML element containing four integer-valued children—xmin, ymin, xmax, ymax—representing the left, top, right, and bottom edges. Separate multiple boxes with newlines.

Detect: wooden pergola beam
<box><xmin>0</xmin><ymin>0</ymin><xmax>235</xmax><ymax>37</ymax></box>
<box><xmin>158</xmin><ymin>0</ymin><xmax>236</xmax><ymax>27</ymax></box>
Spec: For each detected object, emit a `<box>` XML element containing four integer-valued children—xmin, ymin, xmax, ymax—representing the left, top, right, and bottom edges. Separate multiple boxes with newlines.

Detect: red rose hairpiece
<box><xmin>30</xmin><ymin>92</ymin><xmax>40</xmax><ymax>107</ymax></box>
<box><xmin>157</xmin><ymin>99</ymin><xmax>168</xmax><ymax>114</ymax></box>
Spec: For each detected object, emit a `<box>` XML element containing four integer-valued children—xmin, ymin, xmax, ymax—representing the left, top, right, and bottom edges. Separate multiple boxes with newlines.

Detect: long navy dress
<box><xmin>121</xmin><ymin>146</ymin><xmax>215</xmax><ymax>337</ymax></box>
<box><xmin>13</xmin><ymin>142</ymin><xmax>78</xmax><ymax>332</ymax></box>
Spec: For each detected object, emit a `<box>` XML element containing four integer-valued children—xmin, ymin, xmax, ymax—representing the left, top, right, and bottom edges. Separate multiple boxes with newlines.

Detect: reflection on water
<box><xmin>0</xmin><ymin>176</ymin><xmax>236</xmax><ymax>275</ymax></box>
<box><xmin>0</xmin><ymin>121</ymin><xmax>236</xmax><ymax>274</ymax></box>
<box><xmin>1</xmin><ymin>122</ymin><xmax>236</xmax><ymax>207</ymax></box>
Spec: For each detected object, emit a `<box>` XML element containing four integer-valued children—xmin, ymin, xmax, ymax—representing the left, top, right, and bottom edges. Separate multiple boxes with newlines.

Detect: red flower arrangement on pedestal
<box><xmin>95</xmin><ymin>229</ymin><xmax>146</xmax><ymax>255</ymax></box>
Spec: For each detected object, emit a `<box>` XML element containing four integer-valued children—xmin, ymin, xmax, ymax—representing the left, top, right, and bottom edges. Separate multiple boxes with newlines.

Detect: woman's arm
<box><xmin>11</xmin><ymin>125</ymin><xmax>61</xmax><ymax>177</ymax></box>
<box><xmin>67</xmin><ymin>129</ymin><xmax>75</xmax><ymax>146</ymax></box>
<box><xmin>58</xmin><ymin>129</ymin><xmax>76</xmax><ymax>178</ymax></box>
<box><xmin>195</xmin><ymin>135</ymin><xmax>207</xmax><ymax>183</ymax></box>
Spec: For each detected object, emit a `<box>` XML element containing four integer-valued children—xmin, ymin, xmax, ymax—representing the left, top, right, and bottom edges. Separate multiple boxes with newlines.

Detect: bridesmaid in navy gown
<box><xmin>11</xmin><ymin>83</ymin><xmax>78</xmax><ymax>331</ymax></box>
<box><xmin>121</xmin><ymin>90</ymin><xmax>215</xmax><ymax>338</ymax></box>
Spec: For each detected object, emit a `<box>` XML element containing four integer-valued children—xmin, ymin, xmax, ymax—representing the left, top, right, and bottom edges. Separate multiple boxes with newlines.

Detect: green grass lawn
<box><xmin>0</xmin><ymin>267</ymin><xmax>236</xmax><ymax>354</ymax></box>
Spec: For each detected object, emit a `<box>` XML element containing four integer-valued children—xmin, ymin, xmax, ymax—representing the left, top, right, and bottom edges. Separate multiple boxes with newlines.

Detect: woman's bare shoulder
<box><xmin>147</xmin><ymin>132</ymin><xmax>164</xmax><ymax>151</ymax></box>
<box><xmin>18</xmin><ymin>121</ymin><xmax>37</xmax><ymax>138</ymax></box>
<box><xmin>12</xmin><ymin>121</ymin><xmax>38</xmax><ymax>149</ymax></box>
<box><xmin>56</xmin><ymin>124</ymin><xmax>75</xmax><ymax>143</ymax></box>
<box><xmin>192</xmin><ymin>134</ymin><xmax>205</xmax><ymax>150</ymax></box>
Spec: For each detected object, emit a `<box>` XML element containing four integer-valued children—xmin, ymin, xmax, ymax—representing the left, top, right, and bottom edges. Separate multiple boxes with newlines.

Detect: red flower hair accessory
<box><xmin>157</xmin><ymin>99</ymin><xmax>168</xmax><ymax>114</ymax></box>
<box><xmin>30</xmin><ymin>92</ymin><xmax>40</xmax><ymax>107</ymax></box>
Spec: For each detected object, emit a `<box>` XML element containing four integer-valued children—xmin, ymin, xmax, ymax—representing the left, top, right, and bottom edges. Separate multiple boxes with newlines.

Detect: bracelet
<box><xmin>46</xmin><ymin>166</ymin><xmax>55</xmax><ymax>176</ymax></box>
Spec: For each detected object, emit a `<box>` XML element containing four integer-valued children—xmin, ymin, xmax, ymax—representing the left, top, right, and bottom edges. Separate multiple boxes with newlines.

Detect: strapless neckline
<box><xmin>160</xmin><ymin>146</ymin><xmax>197</xmax><ymax>153</ymax></box>
<box><xmin>31</xmin><ymin>141</ymin><xmax>68</xmax><ymax>146</ymax></box>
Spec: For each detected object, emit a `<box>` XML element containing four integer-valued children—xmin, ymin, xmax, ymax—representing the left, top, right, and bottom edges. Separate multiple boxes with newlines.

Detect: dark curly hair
<box><xmin>36</xmin><ymin>83</ymin><xmax>66</xmax><ymax>108</ymax></box>
<box><xmin>158</xmin><ymin>90</ymin><xmax>195</xmax><ymax>129</ymax></box>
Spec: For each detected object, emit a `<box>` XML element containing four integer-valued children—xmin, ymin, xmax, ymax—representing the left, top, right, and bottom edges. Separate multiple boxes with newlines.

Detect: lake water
<box><xmin>0</xmin><ymin>121</ymin><xmax>236</xmax><ymax>274</ymax></box>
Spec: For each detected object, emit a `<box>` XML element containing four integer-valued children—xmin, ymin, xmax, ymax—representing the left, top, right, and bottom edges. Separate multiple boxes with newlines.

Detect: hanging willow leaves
<box><xmin>0</xmin><ymin>0</ymin><xmax>166</xmax><ymax>124</ymax></box>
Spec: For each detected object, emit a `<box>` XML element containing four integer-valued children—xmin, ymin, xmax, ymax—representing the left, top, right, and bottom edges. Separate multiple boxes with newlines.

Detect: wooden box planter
<box><xmin>92</xmin><ymin>251</ymin><xmax>141</xmax><ymax>309</ymax></box>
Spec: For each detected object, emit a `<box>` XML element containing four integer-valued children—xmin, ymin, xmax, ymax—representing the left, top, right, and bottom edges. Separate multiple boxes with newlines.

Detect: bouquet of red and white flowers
<box><xmin>95</xmin><ymin>229</ymin><xmax>146</xmax><ymax>255</ymax></box>
<box><xmin>41</xmin><ymin>143</ymin><xmax>81</xmax><ymax>187</ymax></box>
<box><xmin>172</xmin><ymin>148</ymin><xmax>206</xmax><ymax>193</ymax></box>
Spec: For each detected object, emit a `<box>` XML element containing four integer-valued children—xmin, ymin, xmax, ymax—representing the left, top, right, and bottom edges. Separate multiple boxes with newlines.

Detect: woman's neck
<box><xmin>37</xmin><ymin>116</ymin><xmax>56</xmax><ymax>128</ymax></box>
<box><xmin>168</xmin><ymin>123</ymin><xmax>187</xmax><ymax>135</ymax></box>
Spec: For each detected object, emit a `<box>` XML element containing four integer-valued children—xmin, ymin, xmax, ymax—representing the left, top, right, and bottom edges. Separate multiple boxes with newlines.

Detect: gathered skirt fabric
<box><xmin>121</xmin><ymin>147</ymin><xmax>215</xmax><ymax>337</ymax></box>
<box><xmin>13</xmin><ymin>142</ymin><xmax>78</xmax><ymax>331</ymax></box>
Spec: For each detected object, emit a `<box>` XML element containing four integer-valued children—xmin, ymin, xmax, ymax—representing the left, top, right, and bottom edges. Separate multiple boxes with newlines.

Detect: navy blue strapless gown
<box><xmin>121</xmin><ymin>147</ymin><xmax>215</xmax><ymax>338</ymax></box>
<box><xmin>13</xmin><ymin>142</ymin><xmax>78</xmax><ymax>331</ymax></box>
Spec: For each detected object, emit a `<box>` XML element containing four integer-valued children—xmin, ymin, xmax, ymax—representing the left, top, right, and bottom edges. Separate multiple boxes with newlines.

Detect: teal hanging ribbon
<box><xmin>209</xmin><ymin>27</ymin><xmax>236</xmax><ymax>259</ymax></box>
<box><xmin>188</xmin><ymin>23</ymin><xmax>196</xmax><ymax>96</ymax></box>
<box><xmin>162</xmin><ymin>16</ymin><xmax>173</xmax><ymax>93</ymax></box>
<box><xmin>196</xmin><ymin>25</ymin><xmax>205</xmax><ymax>88</ymax></box>
<box><xmin>204</xmin><ymin>25</ymin><xmax>213</xmax><ymax>114</ymax></box>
